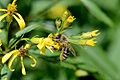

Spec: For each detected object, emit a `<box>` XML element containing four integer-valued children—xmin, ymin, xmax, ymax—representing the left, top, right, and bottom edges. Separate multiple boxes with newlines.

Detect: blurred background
<box><xmin>0</xmin><ymin>0</ymin><xmax>120</xmax><ymax>80</ymax></box>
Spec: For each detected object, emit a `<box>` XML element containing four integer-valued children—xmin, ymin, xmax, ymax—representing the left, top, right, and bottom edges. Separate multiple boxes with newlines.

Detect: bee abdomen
<box><xmin>60</xmin><ymin>47</ymin><xmax>70</xmax><ymax>61</ymax></box>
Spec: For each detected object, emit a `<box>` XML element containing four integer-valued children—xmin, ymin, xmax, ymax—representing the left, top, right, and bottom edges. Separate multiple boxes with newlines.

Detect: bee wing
<box><xmin>69</xmin><ymin>44</ymin><xmax>76</xmax><ymax>56</ymax></box>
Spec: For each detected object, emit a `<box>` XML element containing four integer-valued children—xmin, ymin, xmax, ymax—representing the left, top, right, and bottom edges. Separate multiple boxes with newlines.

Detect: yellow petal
<box><xmin>27</xmin><ymin>55</ymin><xmax>37</xmax><ymax>67</ymax></box>
<box><xmin>12</xmin><ymin>0</ymin><xmax>17</xmax><ymax>5</ymax></box>
<box><xmin>67</xmin><ymin>16</ymin><xmax>76</xmax><ymax>23</ymax></box>
<box><xmin>12</xmin><ymin>13</ymin><xmax>25</xmax><ymax>30</ymax></box>
<box><xmin>37</xmin><ymin>42</ymin><xmax>46</xmax><ymax>55</ymax></box>
<box><xmin>0</xmin><ymin>29</ymin><xmax>2</xmax><ymax>33</ymax></box>
<box><xmin>20</xmin><ymin>57</ymin><xmax>26</xmax><ymax>75</ymax></box>
<box><xmin>40</xmin><ymin>48</ymin><xmax>46</xmax><ymax>55</ymax></box>
<box><xmin>2</xmin><ymin>50</ymin><xmax>18</xmax><ymax>64</ymax></box>
<box><xmin>37</xmin><ymin>40</ymin><xmax>45</xmax><ymax>50</ymax></box>
<box><xmin>86</xmin><ymin>38</ymin><xmax>96</xmax><ymax>46</ymax></box>
<box><xmin>46</xmin><ymin>46</ymin><xmax>53</xmax><ymax>53</ymax></box>
<box><xmin>0</xmin><ymin>9</ymin><xmax>7</xmax><ymax>12</ymax></box>
<box><xmin>8</xmin><ymin>50</ymin><xmax>19</xmax><ymax>71</ymax></box>
<box><xmin>0</xmin><ymin>13</ymin><xmax>9</xmax><ymax>21</ymax></box>
<box><xmin>24</xmin><ymin>44</ymin><xmax>31</xmax><ymax>49</ymax></box>
<box><xmin>91</xmin><ymin>30</ymin><xmax>100</xmax><ymax>36</ymax></box>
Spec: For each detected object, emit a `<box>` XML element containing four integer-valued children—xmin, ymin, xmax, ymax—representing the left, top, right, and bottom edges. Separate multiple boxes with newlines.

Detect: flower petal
<box><xmin>24</xmin><ymin>44</ymin><xmax>31</xmax><ymax>49</ymax></box>
<box><xmin>12</xmin><ymin>13</ymin><xmax>25</xmax><ymax>30</ymax></box>
<box><xmin>27</xmin><ymin>55</ymin><xmax>37</xmax><ymax>67</ymax></box>
<box><xmin>0</xmin><ymin>13</ymin><xmax>9</xmax><ymax>21</ymax></box>
<box><xmin>0</xmin><ymin>9</ymin><xmax>7</xmax><ymax>12</ymax></box>
<box><xmin>8</xmin><ymin>50</ymin><xmax>19</xmax><ymax>71</ymax></box>
<box><xmin>20</xmin><ymin>56</ymin><xmax>26</xmax><ymax>75</ymax></box>
<box><xmin>37</xmin><ymin>42</ymin><xmax>46</xmax><ymax>55</ymax></box>
<box><xmin>2</xmin><ymin>50</ymin><xmax>18</xmax><ymax>64</ymax></box>
<box><xmin>46</xmin><ymin>46</ymin><xmax>53</xmax><ymax>53</ymax></box>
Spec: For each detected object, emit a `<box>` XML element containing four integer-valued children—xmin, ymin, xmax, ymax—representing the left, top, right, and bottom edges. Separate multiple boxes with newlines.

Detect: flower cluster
<box><xmin>30</xmin><ymin>11</ymin><xmax>99</xmax><ymax>61</ymax></box>
<box><xmin>0</xmin><ymin>0</ymin><xmax>25</xmax><ymax>29</ymax></box>
<box><xmin>79</xmin><ymin>30</ymin><xmax>99</xmax><ymax>46</ymax></box>
<box><xmin>0</xmin><ymin>0</ymin><xmax>100</xmax><ymax>76</ymax></box>
<box><xmin>2</xmin><ymin>44</ymin><xmax>37</xmax><ymax>75</ymax></box>
<box><xmin>31</xmin><ymin>34</ymin><xmax>60</xmax><ymax>55</ymax></box>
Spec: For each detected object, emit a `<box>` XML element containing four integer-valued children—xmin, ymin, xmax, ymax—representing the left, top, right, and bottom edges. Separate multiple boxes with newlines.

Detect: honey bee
<box><xmin>53</xmin><ymin>34</ymin><xmax>75</xmax><ymax>61</ymax></box>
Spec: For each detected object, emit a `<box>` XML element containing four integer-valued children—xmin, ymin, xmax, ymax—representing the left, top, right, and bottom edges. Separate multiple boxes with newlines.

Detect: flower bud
<box><xmin>81</xmin><ymin>30</ymin><xmax>99</xmax><ymax>39</ymax></box>
<box><xmin>75</xmin><ymin>69</ymin><xmax>88</xmax><ymax>77</ymax></box>
<box><xmin>61</xmin><ymin>11</ymin><xmax>70</xmax><ymax>21</ymax></box>
<box><xmin>79</xmin><ymin>38</ymin><xmax>96</xmax><ymax>46</ymax></box>
<box><xmin>63</xmin><ymin>16</ymin><xmax>76</xmax><ymax>28</ymax></box>
<box><xmin>55</xmin><ymin>18</ymin><xmax>62</xmax><ymax>29</ymax></box>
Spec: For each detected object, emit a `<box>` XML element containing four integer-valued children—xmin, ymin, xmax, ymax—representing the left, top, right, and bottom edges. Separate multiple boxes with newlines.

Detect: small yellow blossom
<box><xmin>81</xmin><ymin>30</ymin><xmax>100</xmax><ymax>39</ymax></box>
<box><xmin>0</xmin><ymin>29</ymin><xmax>2</xmax><ymax>33</ymax></box>
<box><xmin>66</xmin><ymin>16</ymin><xmax>76</xmax><ymax>23</ymax></box>
<box><xmin>79</xmin><ymin>38</ymin><xmax>96</xmax><ymax>46</ymax></box>
<box><xmin>2</xmin><ymin>44</ymin><xmax>37</xmax><ymax>75</ymax></box>
<box><xmin>0</xmin><ymin>0</ymin><xmax>25</xmax><ymax>30</ymax></box>
<box><xmin>31</xmin><ymin>35</ymin><xmax>60</xmax><ymax>55</ymax></box>
<box><xmin>63</xmin><ymin>16</ymin><xmax>76</xmax><ymax>28</ymax></box>
<box><xmin>75</xmin><ymin>69</ymin><xmax>88</xmax><ymax>77</ymax></box>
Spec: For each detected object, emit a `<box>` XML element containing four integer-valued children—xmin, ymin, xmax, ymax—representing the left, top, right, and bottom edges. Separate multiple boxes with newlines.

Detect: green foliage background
<box><xmin>0</xmin><ymin>0</ymin><xmax>120</xmax><ymax>80</ymax></box>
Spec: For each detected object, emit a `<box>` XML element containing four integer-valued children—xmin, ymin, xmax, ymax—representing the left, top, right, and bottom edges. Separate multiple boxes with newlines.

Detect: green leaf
<box><xmin>84</xmin><ymin>46</ymin><xmax>119</xmax><ymax>79</ymax></box>
<box><xmin>1</xmin><ymin>64</ymin><xmax>9</xmax><ymax>80</ymax></box>
<box><xmin>60</xmin><ymin>62</ymin><xmax>76</xmax><ymax>70</ymax></box>
<box><xmin>0</xmin><ymin>28</ymin><xmax>8</xmax><ymax>48</ymax></box>
<box><xmin>74</xmin><ymin>45</ymin><xmax>119</xmax><ymax>80</ymax></box>
<box><xmin>80</xmin><ymin>0</ymin><xmax>114</xmax><ymax>27</ymax></box>
<box><xmin>0</xmin><ymin>0</ymin><xmax>10</xmax><ymax>7</ymax></box>
<box><xmin>108</xmin><ymin>23</ymin><xmax>120</xmax><ymax>75</ymax></box>
<box><xmin>93</xmin><ymin>0</ymin><xmax>119</xmax><ymax>11</ymax></box>
<box><xmin>8</xmin><ymin>22</ymin><xmax>43</xmax><ymax>49</ymax></box>
<box><xmin>58</xmin><ymin>69</ymin><xmax>67</xmax><ymax>80</ymax></box>
<box><xmin>15</xmin><ymin>22</ymin><xmax>42</xmax><ymax>38</ymax></box>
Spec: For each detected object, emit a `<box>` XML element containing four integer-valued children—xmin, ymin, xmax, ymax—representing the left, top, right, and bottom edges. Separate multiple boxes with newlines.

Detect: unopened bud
<box><xmin>55</xmin><ymin>18</ymin><xmax>62</xmax><ymax>29</ymax></box>
<box><xmin>81</xmin><ymin>30</ymin><xmax>99</xmax><ymax>39</ymax></box>
<box><xmin>79</xmin><ymin>38</ymin><xmax>96</xmax><ymax>46</ymax></box>
<box><xmin>63</xmin><ymin>16</ymin><xmax>76</xmax><ymax>28</ymax></box>
<box><xmin>62</xmin><ymin>11</ymin><xmax>70</xmax><ymax>21</ymax></box>
<box><xmin>75</xmin><ymin>69</ymin><xmax>88</xmax><ymax>77</ymax></box>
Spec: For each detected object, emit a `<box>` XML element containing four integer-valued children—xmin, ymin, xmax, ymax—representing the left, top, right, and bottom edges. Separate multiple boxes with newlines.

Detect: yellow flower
<box><xmin>31</xmin><ymin>36</ymin><xmax>60</xmax><ymax>55</ymax></box>
<box><xmin>0</xmin><ymin>0</ymin><xmax>25</xmax><ymax>30</ymax></box>
<box><xmin>75</xmin><ymin>69</ymin><xmax>88</xmax><ymax>77</ymax></box>
<box><xmin>79</xmin><ymin>38</ymin><xmax>96</xmax><ymax>46</ymax></box>
<box><xmin>2</xmin><ymin>44</ymin><xmax>37</xmax><ymax>75</ymax></box>
<box><xmin>66</xmin><ymin>16</ymin><xmax>76</xmax><ymax>23</ymax></box>
<box><xmin>47</xmin><ymin>4</ymin><xmax>67</xmax><ymax>19</ymax></box>
<box><xmin>81</xmin><ymin>30</ymin><xmax>100</xmax><ymax>39</ymax></box>
<box><xmin>0</xmin><ymin>29</ymin><xmax>2</xmax><ymax>33</ymax></box>
<box><xmin>63</xmin><ymin>16</ymin><xmax>76</xmax><ymax>28</ymax></box>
